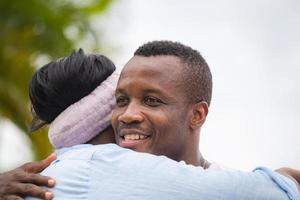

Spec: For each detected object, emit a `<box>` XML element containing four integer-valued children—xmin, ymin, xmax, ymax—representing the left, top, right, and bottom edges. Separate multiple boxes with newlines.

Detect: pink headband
<box><xmin>48</xmin><ymin>71</ymin><xmax>119</xmax><ymax>149</ymax></box>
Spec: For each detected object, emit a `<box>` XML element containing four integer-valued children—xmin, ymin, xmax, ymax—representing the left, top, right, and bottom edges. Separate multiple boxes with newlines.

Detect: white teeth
<box><xmin>140</xmin><ymin>135</ymin><xmax>146</xmax><ymax>139</ymax></box>
<box><xmin>124</xmin><ymin>135</ymin><xmax>132</xmax><ymax>140</ymax></box>
<box><xmin>123</xmin><ymin>134</ymin><xmax>147</xmax><ymax>140</ymax></box>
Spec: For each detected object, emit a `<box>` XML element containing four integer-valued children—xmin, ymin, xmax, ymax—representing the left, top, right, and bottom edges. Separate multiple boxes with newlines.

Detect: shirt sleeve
<box><xmin>254</xmin><ymin>167</ymin><xmax>300</xmax><ymax>200</ymax></box>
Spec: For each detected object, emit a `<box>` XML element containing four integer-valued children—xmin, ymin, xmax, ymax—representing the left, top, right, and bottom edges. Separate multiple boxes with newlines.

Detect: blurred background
<box><xmin>0</xmin><ymin>0</ymin><xmax>299</xmax><ymax>172</ymax></box>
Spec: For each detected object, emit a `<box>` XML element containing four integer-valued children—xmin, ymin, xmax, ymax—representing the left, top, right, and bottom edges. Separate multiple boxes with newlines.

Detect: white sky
<box><xmin>1</xmin><ymin>0</ymin><xmax>299</xmax><ymax>171</ymax></box>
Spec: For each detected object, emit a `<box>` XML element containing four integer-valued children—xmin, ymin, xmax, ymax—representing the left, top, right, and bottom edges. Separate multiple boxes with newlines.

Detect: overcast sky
<box><xmin>1</xmin><ymin>0</ymin><xmax>299</xmax><ymax>171</ymax></box>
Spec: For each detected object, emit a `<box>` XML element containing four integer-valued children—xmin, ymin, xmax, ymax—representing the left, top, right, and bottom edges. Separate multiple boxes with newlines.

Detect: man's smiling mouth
<box><xmin>118</xmin><ymin>129</ymin><xmax>151</xmax><ymax>148</ymax></box>
<box><xmin>123</xmin><ymin>134</ymin><xmax>149</xmax><ymax>141</ymax></box>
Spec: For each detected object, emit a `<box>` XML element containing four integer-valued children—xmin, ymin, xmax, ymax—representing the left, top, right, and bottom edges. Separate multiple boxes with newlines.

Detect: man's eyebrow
<box><xmin>143</xmin><ymin>88</ymin><xmax>176</xmax><ymax>102</ymax></box>
<box><xmin>143</xmin><ymin>88</ymin><xmax>162</xmax><ymax>94</ymax></box>
<box><xmin>115</xmin><ymin>87</ymin><xmax>162</xmax><ymax>94</ymax></box>
<box><xmin>115</xmin><ymin>87</ymin><xmax>175</xmax><ymax>100</ymax></box>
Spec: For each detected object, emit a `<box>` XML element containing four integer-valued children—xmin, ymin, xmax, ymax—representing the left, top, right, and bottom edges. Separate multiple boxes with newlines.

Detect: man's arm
<box><xmin>0</xmin><ymin>154</ymin><xmax>56</xmax><ymax>200</ymax></box>
<box><xmin>276</xmin><ymin>168</ymin><xmax>300</xmax><ymax>191</ymax></box>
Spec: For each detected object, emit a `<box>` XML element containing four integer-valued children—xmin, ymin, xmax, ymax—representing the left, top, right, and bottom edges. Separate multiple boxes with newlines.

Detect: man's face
<box><xmin>111</xmin><ymin>55</ymin><xmax>192</xmax><ymax>161</ymax></box>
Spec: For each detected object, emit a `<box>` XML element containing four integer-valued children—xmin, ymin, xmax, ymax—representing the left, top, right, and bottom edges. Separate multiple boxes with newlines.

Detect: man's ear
<box><xmin>189</xmin><ymin>101</ymin><xmax>209</xmax><ymax>130</ymax></box>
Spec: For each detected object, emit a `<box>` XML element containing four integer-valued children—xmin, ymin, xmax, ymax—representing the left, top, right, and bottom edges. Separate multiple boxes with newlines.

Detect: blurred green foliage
<box><xmin>0</xmin><ymin>0</ymin><xmax>114</xmax><ymax>160</ymax></box>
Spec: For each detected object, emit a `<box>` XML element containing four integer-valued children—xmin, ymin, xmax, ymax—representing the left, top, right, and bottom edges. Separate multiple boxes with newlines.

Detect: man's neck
<box><xmin>181</xmin><ymin>150</ymin><xmax>209</xmax><ymax>168</ymax></box>
<box><xmin>179</xmin><ymin>131</ymin><xmax>210</xmax><ymax>168</ymax></box>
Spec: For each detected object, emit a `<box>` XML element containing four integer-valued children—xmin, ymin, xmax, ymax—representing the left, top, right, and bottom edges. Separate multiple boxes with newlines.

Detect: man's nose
<box><xmin>118</xmin><ymin>102</ymin><xmax>144</xmax><ymax>124</ymax></box>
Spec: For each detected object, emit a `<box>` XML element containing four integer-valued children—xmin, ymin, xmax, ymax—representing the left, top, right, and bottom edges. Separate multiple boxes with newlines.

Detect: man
<box><xmin>1</xmin><ymin>41</ymin><xmax>299</xmax><ymax>200</ymax></box>
<box><xmin>112</xmin><ymin>41</ymin><xmax>212</xmax><ymax>167</ymax></box>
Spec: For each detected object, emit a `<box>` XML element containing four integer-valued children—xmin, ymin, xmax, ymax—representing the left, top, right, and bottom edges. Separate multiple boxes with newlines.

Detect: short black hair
<box><xmin>29</xmin><ymin>49</ymin><xmax>116</xmax><ymax>124</ymax></box>
<box><xmin>134</xmin><ymin>40</ymin><xmax>212</xmax><ymax>106</ymax></box>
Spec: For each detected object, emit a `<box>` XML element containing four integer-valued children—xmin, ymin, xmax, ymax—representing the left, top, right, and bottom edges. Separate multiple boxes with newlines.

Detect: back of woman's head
<box><xmin>29</xmin><ymin>49</ymin><xmax>116</xmax><ymax>125</ymax></box>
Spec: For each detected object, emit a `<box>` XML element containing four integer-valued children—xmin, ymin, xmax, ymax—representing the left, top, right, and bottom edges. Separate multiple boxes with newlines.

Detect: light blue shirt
<box><xmin>27</xmin><ymin>144</ymin><xmax>299</xmax><ymax>200</ymax></box>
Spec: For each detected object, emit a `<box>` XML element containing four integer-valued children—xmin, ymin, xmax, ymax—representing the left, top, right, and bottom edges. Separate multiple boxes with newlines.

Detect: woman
<box><xmin>29</xmin><ymin>48</ymin><xmax>118</xmax><ymax>148</ymax></box>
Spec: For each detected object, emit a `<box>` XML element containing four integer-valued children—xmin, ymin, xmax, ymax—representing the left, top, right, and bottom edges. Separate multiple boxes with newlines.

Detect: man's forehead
<box><xmin>117</xmin><ymin>55</ymin><xmax>185</xmax><ymax>96</ymax></box>
<box><xmin>121</xmin><ymin>55</ymin><xmax>183</xmax><ymax>75</ymax></box>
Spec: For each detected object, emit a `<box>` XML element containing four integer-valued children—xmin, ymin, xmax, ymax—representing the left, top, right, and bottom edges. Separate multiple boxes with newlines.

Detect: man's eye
<box><xmin>144</xmin><ymin>96</ymin><xmax>163</xmax><ymax>107</ymax></box>
<box><xmin>116</xmin><ymin>96</ymin><xmax>128</xmax><ymax>107</ymax></box>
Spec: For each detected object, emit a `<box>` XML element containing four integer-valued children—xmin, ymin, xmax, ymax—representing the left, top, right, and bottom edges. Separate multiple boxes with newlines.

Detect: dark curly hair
<box><xmin>29</xmin><ymin>49</ymin><xmax>116</xmax><ymax>131</ymax></box>
<box><xmin>134</xmin><ymin>40</ymin><xmax>212</xmax><ymax>106</ymax></box>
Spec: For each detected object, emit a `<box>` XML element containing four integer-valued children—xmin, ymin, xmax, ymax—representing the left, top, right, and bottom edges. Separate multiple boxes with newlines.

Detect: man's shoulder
<box><xmin>207</xmin><ymin>162</ymin><xmax>234</xmax><ymax>171</ymax></box>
